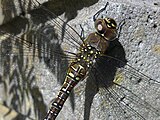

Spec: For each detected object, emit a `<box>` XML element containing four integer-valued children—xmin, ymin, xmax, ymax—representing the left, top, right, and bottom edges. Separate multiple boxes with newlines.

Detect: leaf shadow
<box><xmin>0</xmin><ymin>0</ymin><xmax>100</xmax><ymax>119</ymax></box>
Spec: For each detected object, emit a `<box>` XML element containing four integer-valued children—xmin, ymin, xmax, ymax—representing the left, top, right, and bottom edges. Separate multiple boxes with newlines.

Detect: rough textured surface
<box><xmin>0</xmin><ymin>0</ymin><xmax>48</xmax><ymax>25</ymax></box>
<box><xmin>0</xmin><ymin>0</ymin><xmax>160</xmax><ymax>120</ymax></box>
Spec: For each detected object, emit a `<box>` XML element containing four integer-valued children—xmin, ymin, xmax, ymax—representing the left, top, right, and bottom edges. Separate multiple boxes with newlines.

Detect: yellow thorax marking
<box><xmin>90</xmin><ymin>50</ymin><xmax>94</xmax><ymax>54</ymax></box>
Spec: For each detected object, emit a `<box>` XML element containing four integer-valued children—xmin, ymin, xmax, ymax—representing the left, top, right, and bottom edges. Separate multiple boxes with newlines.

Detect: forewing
<box><xmin>0</xmin><ymin>1</ymin><xmax>84</xmax><ymax>119</ymax></box>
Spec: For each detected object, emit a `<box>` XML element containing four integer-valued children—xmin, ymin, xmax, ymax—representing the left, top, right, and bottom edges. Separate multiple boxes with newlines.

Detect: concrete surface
<box><xmin>0</xmin><ymin>0</ymin><xmax>160</xmax><ymax>120</ymax></box>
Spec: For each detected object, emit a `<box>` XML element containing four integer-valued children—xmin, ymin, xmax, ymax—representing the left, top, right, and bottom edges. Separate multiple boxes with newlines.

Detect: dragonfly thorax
<box><xmin>76</xmin><ymin>44</ymin><xmax>100</xmax><ymax>68</ymax></box>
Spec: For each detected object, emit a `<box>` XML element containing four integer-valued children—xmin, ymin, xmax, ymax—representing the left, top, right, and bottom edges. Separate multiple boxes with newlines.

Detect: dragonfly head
<box><xmin>94</xmin><ymin>17</ymin><xmax>117</xmax><ymax>41</ymax></box>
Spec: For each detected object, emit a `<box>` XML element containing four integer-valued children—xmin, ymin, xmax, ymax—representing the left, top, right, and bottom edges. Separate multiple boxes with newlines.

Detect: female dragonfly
<box><xmin>0</xmin><ymin>0</ymin><xmax>160</xmax><ymax>120</ymax></box>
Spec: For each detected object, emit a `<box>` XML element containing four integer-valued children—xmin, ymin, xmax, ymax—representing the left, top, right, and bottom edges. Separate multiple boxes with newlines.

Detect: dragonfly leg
<box><xmin>93</xmin><ymin>2</ymin><xmax>109</xmax><ymax>21</ymax></box>
<box><xmin>117</xmin><ymin>19</ymin><xmax>126</xmax><ymax>39</ymax></box>
<box><xmin>79</xmin><ymin>24</ymin><xmax>85</xmax><ymax>40</ymax></box>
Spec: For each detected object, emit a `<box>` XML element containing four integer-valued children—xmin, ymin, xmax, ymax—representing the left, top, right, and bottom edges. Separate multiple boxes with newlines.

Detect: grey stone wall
<box><xmin>0</xmin><ymin>0</ymin><xmax>160</xmax><ymax>120</ymax></box>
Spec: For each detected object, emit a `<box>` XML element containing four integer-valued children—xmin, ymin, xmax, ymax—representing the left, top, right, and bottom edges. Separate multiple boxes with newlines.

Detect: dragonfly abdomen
<box><xmin>44</xmin><ymin>43</ymin><xmax>102</xmax><ymax>120</ymax></box>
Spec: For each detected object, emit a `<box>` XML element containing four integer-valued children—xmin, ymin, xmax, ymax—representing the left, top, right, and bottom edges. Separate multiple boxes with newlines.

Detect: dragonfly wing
<box><xmin>0</xmin><ymin>1</ymin><xmax>86</xmax><ymax>119</ymax></box>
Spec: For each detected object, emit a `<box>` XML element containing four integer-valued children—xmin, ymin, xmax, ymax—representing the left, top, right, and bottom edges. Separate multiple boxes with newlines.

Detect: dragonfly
<box><xmin>0</xmin><ymin>0</ymin><xmax>160</xmax><ymax>120</ymax></box>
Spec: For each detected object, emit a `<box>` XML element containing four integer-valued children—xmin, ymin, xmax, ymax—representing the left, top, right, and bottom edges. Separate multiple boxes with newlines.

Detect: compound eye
<box><xmin>104</xmin><ymin>18</ymin><xmax>117</xmax><ymax>29</ymax></box>
<box><xmin>94</xmin><ymin>19</ymin><xmax>107</xmax><ymax>34</ymax></box>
